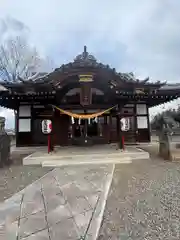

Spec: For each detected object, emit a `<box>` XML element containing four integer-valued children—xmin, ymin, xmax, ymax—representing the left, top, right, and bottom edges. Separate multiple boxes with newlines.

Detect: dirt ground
<box><xmin>98</xmin><ymin>148</ymin><xmax>180</xmax><ymax>240</ymax></box>
<box><xmin>0</xmin><ymin>150</ymin><xmax>53</xmax><ymax>202</ymax></box>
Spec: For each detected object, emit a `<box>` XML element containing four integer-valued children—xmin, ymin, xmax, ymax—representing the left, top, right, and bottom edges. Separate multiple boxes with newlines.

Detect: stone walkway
<box><xmin>0</xmin><ymin>164</ymin><xmax>114</xmax><ymax>239</ymax></box>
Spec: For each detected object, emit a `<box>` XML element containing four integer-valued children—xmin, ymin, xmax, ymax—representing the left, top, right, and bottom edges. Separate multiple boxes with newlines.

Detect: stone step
<box><xmin>26</xmin><ymin>151</ymin><xmax>148</xmax><ymax>160</ymax></box>
<box><xmin>23</xmin><ymin>155</ymin><xmax>132</xmax><ymax>166</ymax></box>
<box><xmin>22</xmin><ymin>147</ymin><xmax>150</xmax><ymax>166</ymax></box>
<box><xmin>42</xmin><ymin>157</ymin><xmax>132</xmax><ymax>167</ymax></box>
<box><xmin>171</xmin><ymin>153</ymin><xmax>180</xmax><ymax>161</ymax></box>
<box><xmin>23</xmin><ymin>152</ymin><xmax>150</xmax><ymax>166</ymax></box>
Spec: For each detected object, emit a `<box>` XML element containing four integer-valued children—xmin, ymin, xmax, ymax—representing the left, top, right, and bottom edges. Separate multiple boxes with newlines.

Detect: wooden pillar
<box><xmin>117</xmin><ymin>114</ymin><xmax>120</xmax><ymax>143</ymax></box>
<box><xmin>15</xmin><ymin>107</ymin><xmax>19</xmax><ymax>147</ymax></box>
<box><xmin>117</xmin><ymin>104</ymin><xmax>123</xmax><ymax>149</ymax></box>
<box><xmin>85</xmin><ymin>119</ymin><xmax>88</xmax><ymax>137</ymax></box>
<box><xmin>109</xmin><ymin>112</ymin><xmax>112</xmax><ymax>143</ymax></box>
<box><xmin>50</xmin><ymin>105</ymin><xmax>54</xmax><ymax>151</ymax></box>
<box><xmin>84</xmin><ymin>110</ymin><xmax>88</xmax><ymax>138</ymax></box>
<box><xmin>70</xmin><ymin>117</ymin><xmax>74</xmax><ymax>139</ymax></box>
<box><xmin>146</xmin><ymin>104</ymin><xmax>151</xmax><ymax>141</ymax></box>
<box><xmin>134</xmin><ymin>103</ymin><xmax>138</xmax><ymax>142</ymax></box>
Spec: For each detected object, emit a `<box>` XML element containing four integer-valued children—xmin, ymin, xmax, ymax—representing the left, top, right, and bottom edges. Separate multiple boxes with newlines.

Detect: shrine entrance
<box><xmin>73</xmin><ymin>119</ymin><xmax>86</xmax><ymax>138</ymax></box>
<box><xmin>71</xmin><ymin>116</ymin><xmax>104</xmax><ymax>145</ymax></box>
<box><xmin>52</xmin><ymin>105</ymin><xmax>114</xmax><ymax>146</ymax></box>
<box><xmin>73</xmin><ymin>118</ymin><xmax>99</xmax><ymax>139</ymax></box>
<box><xmin>87</xmin><ymin>118</ymin><xmax>99</xmax><ymax>137</ymax></box>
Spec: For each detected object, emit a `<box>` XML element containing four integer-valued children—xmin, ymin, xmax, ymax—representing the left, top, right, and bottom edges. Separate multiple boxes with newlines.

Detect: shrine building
<box><xmin>0</xmin><ymin>46</ymin><xmax>179</xmax><ymax>147</ymax></box>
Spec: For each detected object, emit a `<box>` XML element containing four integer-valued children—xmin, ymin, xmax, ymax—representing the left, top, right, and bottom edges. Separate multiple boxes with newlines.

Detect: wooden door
<box><xmin>53</xmin><ymin>112</ymin><xmax>70</xmax><ymax>146</ymax></box>
<box><xmin>110</xmin><ymin>116</ymin><xmax>118</xmax><ymax>143</ymax></box>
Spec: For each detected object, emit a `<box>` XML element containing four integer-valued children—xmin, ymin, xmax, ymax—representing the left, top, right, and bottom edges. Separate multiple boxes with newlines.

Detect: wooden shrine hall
<box><xmin>0</xmin><ymin>46</ymin><xmax>180</xmax><ymax>147</ymax></box>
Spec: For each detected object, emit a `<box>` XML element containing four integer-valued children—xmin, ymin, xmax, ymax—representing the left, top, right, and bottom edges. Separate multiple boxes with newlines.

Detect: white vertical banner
<box><xmin>121</xmin><ymin>118</ymin><xmax>130</xmax><ymax>131</ymax></box>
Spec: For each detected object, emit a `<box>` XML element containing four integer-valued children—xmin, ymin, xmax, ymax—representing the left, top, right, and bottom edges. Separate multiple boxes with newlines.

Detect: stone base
<box><xmin>23</xmin><ymin>145</ymin><xmax>150</xmax><ymax>167</ymax></box>
<box><xmin>170</xmin><ymin>149</ymin><xmax>180</xmax><ymax>162</ymax></box>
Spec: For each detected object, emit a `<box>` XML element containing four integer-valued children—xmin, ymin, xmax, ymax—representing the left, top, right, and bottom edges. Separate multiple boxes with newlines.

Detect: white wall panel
<box><xmin>137</xmin><ymin>116</ymin><xmax>148</xmax><ymax>129</ymax></box>
<box><xmin>19</xmin><ymin>105</ymin><xmax>31</xmax><ymax>117</ymax></box>
<box><xmin>18</xmin><ymin>119</ymin><xmax>31</xmax><ymax>132</ymax></box>
<box><xmin>136</xmin><ymin>104</ymin><xmax>147</xmax><ymax>115</ymax></box>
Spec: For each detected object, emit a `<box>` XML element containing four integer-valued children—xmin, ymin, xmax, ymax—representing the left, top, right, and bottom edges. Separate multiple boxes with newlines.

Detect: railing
<box><xmin>0</xmin><ymin>131</ymin><xmax>10</xmax><ymax>167</ymax></box>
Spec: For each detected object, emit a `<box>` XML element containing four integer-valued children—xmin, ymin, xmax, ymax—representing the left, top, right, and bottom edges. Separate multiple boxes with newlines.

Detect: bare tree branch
<box><xmin>0</xmin><ymin>33</ymin><xmax>54</xmax><ymax>82</ymax></box>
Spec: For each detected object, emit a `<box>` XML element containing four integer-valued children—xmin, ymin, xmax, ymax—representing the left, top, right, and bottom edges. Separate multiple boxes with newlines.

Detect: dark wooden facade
<box><xmin>0</xmin><ymin>46</ymin><xmax>179</xmax><ymax>147</ymax></box>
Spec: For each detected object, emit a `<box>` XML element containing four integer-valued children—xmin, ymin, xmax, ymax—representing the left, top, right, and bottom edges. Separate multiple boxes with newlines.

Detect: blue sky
<box><xmin>0</xmin><ymin>0</ymin><xmax>180</xmax><ymax>128</ymax></box>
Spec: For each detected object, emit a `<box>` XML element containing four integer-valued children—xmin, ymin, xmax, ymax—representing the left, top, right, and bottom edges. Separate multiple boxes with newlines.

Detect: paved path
<box><xmin>0</xmin><ymin>164</ymin><xmax>114</xmax><ymax>240</ymax></box>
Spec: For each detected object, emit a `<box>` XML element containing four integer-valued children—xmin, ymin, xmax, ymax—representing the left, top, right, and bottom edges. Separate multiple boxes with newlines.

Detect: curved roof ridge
<box><xmin>160</xmin><ymin>83</ymin><xmax>180</xmax><ymax>90</ymax></box>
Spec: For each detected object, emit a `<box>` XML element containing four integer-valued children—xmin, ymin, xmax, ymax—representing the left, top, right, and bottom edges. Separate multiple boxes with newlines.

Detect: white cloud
<box><xmin>1</xmin><ymin>0</ymin><xmax>179</xmax><ymax>80</ymax></box>
<box><xmin>0</xmin><ymin>108</ymin><xmax>14</xmax><ymax>129</ymax></box>
<box><xmin>0</xmin><ymin>0</ymin><xmax>180</xmax><ymax>126</ymax></box>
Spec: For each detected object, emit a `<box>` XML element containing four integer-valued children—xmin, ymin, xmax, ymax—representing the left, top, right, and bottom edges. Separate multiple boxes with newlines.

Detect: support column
<box><xmin>117</xmin><ymin>114</ymin><xmax>120</xmax><ymax>144</ymax></box>
<box><xmin>50</xmin><ymin>105</ymin><xmax>54</xmax><ymax>152</ymax></box>
<box><xmin>84</xmin><ymin>110</ymin><xmax>88</xmax><ymax>138</ymax></box>
<box><xmin>134</xmin><ymin>103</ymin><xmax>138</xmax><ymax>142</ymax></box>
<box><xmin>70</xmin><ymin>117</ymin><xmax>74</xmax><ymax>139</ymax></box>
<box><xmin>15</xmin><ymin>108</ymin><xmax>18</xmax><ymax>147</ymax></box>
<box><xmin>146</xmin><ymin>105</ymin><xmax>151</xmax><ymax>142</ymax></box>
<box><xmin>117</xmin><ymin>105</ymin><xmax>124</xmax><ymax>150</ymax></box>
<box><xmin>109</xmin><ymin>112</ymin><xmax>112</xmax><ymax>143</ymax></box>
<box><xmin>85</xmin><ymin>119</ymin><xmax>88</xmax><ymax>138</ymax></box>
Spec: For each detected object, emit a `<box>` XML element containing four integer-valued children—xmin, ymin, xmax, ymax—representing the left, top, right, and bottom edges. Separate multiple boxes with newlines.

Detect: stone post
<box><xmin>0</xmin><ymin>117</ymin><xmax>5</xmax><ymax>131</ymax></box>
<box><xmin>158</xmin><ymin>130</ymin><xmax>173</xmax><ymax>161</ymax></box>
<box><xmin>0</xmin><ymin>117</ymin><xmax>11</xmax><ymax>167</ymax></box>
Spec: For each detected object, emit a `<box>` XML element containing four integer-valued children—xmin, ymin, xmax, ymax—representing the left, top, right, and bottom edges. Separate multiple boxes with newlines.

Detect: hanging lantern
<box><xmin>78</xmin><ymin>118</ymin><xmax>81</xmax><ymax>125</ymax></box>
<box><xmin>71</xmin><ymin>117</ymin><xmax>74</xmax><ymax>124</ymax></box>
<box><xmin>88</xmin><ymin>118</ymin><xmax>91</xmax><ymax>124</ymax></box>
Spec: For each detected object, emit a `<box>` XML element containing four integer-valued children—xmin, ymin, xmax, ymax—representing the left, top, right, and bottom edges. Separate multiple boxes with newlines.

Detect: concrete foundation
<box><xmin>23</xmin><ymin>144</ymin><xmax>150</xmax><ymax>167</ymax></box>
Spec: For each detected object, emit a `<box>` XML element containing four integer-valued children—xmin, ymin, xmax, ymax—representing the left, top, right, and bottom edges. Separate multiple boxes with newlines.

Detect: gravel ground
<box><xmin>0</xmin><ymin>151</ymin><xmax>53</xmax><ymax>202</ymax></box>
<box><xmin>98</xmin><ymin>157</ymin><xmax>180</xmax><ymax>240</ymax></box>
